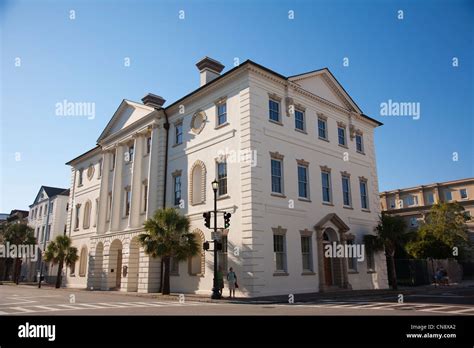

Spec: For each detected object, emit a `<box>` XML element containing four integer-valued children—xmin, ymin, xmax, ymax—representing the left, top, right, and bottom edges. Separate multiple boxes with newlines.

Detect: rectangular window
<box><xmin>321</xmin><ymin>171</ymin><xmax>332</xmax><ymax>203</ymax></box>
<box><xmin>356</xmin><ymin>134</ymin><xmax>364</xmax><ymax>153</ymax></box>
<box><xmin>41</xmin><ymin>226</ymin><xmax>45</xmax><ymax>244</ymax></box>
<box><xmin>174</xmin><ymin>175</ymin><xmax>182</xmax><ymax>206</ymax></box>
<box><xmin>406</xmin><ymin>195</ymin><xmax>418</xmax><ymax>206</ymax></box>
<box><xmin>146</xmin><ymin>136</ymin><xmax>151</xmax><ymax>154</ymax></box>
<box><xmin>427</xmin><ymin>193</ymin><xmax>435</xmax><ymax>204</ymax></box>
<box><xmin>128</xmin><ymin>145</ymin><xmax>134</xmax><ymax>162</ymax></box>
<box><xmin>297</xmin><ymin>165</ymin><xmax>309</xmax><ymax>199</ymax></box>
<box><xmin>318</xmin><ymin>118</ymin><xmax>327</xmax><ymax>139</ymax></box>
<box><xmin>170</xmin><ymin>257</ymin><xmax>179</xmax><ymax>275</ymax></box>
<box><xmin>78</xmin><ymin>169</ymin><xmax>83</xmax><ymax>186</ymax></box>
<box><xmin>445</xmin><ymin>190</ymin><xmax>452</xmax><ymax>201</ymax></box>
<box><xmin>338</xmin><ymin>127</ymin><xmax>346</xmax><ymax>146</ymax></box>
<box><xmin>301</xmin><ymin>236</ymin><xmax>312</xmax><ymax>272</ymax></box>
<box><xmin>49</xmin><ymin>202</ymin><xmax>54</xmax><ymax>214</ymax></box>
<box><xmin>366</xmin><ymin>249</ymin><xmax>375</xmax><ymax>271</ymax></box>
<box><xmin>360</xmin><ymin>180</ymin><xmax>369</xmax><ymax>210</ymax></box>
<box><xmin>125</xmin><ymin>189</ymin><xmax>131</xmax><ymax>216</ymax></box>
<box><xmin>217</xmin><ymin>103</ymin><xmax>227</xmax><ymax>126</ymax></box>
<box><xmin>175</xmin><ymin>123</ymin><xmax>183</xmax><ymax>145</ymax></box>
<box><xmin>273</xmin><ymin>234</ymin><xmax>286</xmax><ymax>272</ymax></box>
<box><xmin>217</xmin><ymin>162</ymin><xmax>228</xmax><ymax>196</ymax></box>
<box><xmin>271</xmin><ymin>159</ymin><xmax>283</xmax><ymax>194</ymax></box>
<box><xmin>46</xmin><ymin>225</ymin><xmax>51</xmax><ymax>242</ymax></box>
<box><xmin>75</xmin><ymin>206</ymin><xmax>80</xmax><ymax>229</ymax></box>
<box><xmin>107</xmin><ymin>192</ymin><xmax>112</xmax><ymax>221</ymax></box>
<box><xmin>269</xmin><ymin>99</ymin><xmax>280</xmax><ymax>123</ymax></box>
<box><xmin>348</xmin><ymin>240</ymin><xmax>357</xmax><ymax>271</ymax></box>
<box><xmin>143</xmin><ymin>183</ymin><xmax>148</xmax><ymax>212</ymax></box>
<box><xmin>98</xmin><ymin>159</ymin><xmax>102</xmax><ymax>178</ymax></box>
<box><xmin>410</xmin><ymin>217</ymin><xmax>418</xmax><ymax>227</ymax></box>
<box><xmin>342</xmin><ymin>175</ymin><xmax>352</xmax><ymax>206</ymax></box>
<box><xmin>94</xmin><ymin>198</ymin><xmax>99</xmax><ymax>227</ymax></box>
<box><xmin>295</xmin><ymin>109</ymin><xmax>305</xmax><ymax>131</ymax></box>
<box><xmin>111</xmin><ymin>152</ymin><xmax>116</xmax><ymax>170</ymax></box>
<box><xmin>460</xmin><ymin>188</ymin><xmax>468</xmax><ymax>199</ymax></box>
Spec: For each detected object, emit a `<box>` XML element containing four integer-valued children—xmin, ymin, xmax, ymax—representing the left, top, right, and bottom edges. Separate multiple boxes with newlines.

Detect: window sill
<box><xmin>273</xmin><ymin>272</ymin><xmax>289</xmax><ymax>276</ymax></box>
<box><xmin>172</xmin><ymin>142</ymin><xmax>183</xmax><ymax>148</ymax></box>
<box><xmin>348</xmin><ymin>270</ymin><xmax>359</xmax><ymax>274</ymax></box>
<box><xmin>190</xmin><ymin>202</ymin><xmax>206</xmax><ymax>206</ymax></box>
<box><xmin>77</xmin><ymin>184</ymin><xmax>83</xmax><ymax>188</ymax></box>
<box><xmin>318</xmin><ymin>137</ymin><xmax>329</xmax><ymax>142</ymax></box>
<box><xmin>170</xmin><ymin>273</ymin><xmax>180</xmax><ymax>277</ymax></box>
<box><xmin>271</xmin><ymin>193</ymin><xmax>286</xmax><ymax>198</ymax></box>
<box><xmin>322</xmin><ymin>202</ymin><xmax>334</xmax><ymax>206</ymax></box>
<box><xmin>343</xmin><ymin>205</ymin><xmax>353</xmax><ymax>210</ymax></box>
<box><xmin>356</xmin><ymin>151</ymin><xmax>365</xmax><ymax>155</ymax></box>
<box><xmin>361</xmin><ymin>208</ymin><xmax>371</xmax><ymax>213</ymax></box>
<box><xmin>269</xmin><ymin>119</ymin><xmax>283</xmax><ymax>126</ymax></box>
<box><xmin>217</xmin><ymin>194</ymin><xmax>230</xmax><ymax>201</ymax></box>
<box><xmin>295</xmin><ymin>128</ymin><xmax>307</xmax><ymax>134</ymax></box>
<box><xmin>123</xmin><ymin>215</ymin><xmax>130</xmax><ymax>219</ymax></box>
<box><xmin>367</xmin><ymin>270</ymin><xmax>376</xmax><ymax>274</ymax></box>
<box><xmin>215</xmin><ymin>122</ymin><xmax>229</xmax><ymax>130</ymax></box>
<box><xmin>73</xmin><ymin>228</ymin><xmax>79</xmax><ymax>232</ymax></box>
<box><xmin>298</xmin><ymin>197</ymin><xmax>311</xmax><ymax>202</ymax></box>
<box><xmin>140</xmin><ymin>211</ymin><xmax>146</xmax><ymax>216</ymax></box>
<box><xmin>338</xmin><ymin>144</ymin><xmax>348</xmax><ymax>149</ymax></box>
<box><xmin>143</xmin><ymin>153</ymin><xmax>150</xmax><ymax>157</ymax></box>
<box><xmin>301</xmin><ymin>271</ymin><xmax>315</xmax><ymax>276</ymax></box>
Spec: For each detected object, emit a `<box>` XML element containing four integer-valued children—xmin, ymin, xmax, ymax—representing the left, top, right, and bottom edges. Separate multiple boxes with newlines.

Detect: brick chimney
<box><xmin>141</xmin><ymin>93</ymin><xmax>166</xmax><ymax>108</ymax></box>
<box><xmin>196</xmin><ymin>57</ymin><xmax>225</xmax><ymax>87</ymax></box>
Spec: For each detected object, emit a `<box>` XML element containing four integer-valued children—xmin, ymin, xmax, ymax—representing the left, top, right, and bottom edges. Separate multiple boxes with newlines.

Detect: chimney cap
<box><xmin>196</xmin><ymin>56</ymin><xmax>225</xmax><ymax>74</ymax></box>
<box><xmin>141</xmin><ymin>93</ymin><xmax>166</xmax><ymax>108</ymax></box>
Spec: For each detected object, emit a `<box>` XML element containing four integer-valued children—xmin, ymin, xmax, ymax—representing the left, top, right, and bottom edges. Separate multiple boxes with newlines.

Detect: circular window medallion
<box><xmin>87</xmin><ymin>164</ymin><xmax>95</xmax><ymax>180</ymax></box>
<box><xmin>191</xmin><ymin>111</ymin><xmax>207</xmax><ymax>134</ymax></box>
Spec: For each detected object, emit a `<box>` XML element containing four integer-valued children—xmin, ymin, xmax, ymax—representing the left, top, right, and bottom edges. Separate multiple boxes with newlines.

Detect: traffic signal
<box><xmin>215</xmin><ymin>241</ymin><xmax>223</xmax><ymax>251</ymax></box>
<box><xmin>203</xmin><ymin>212</ymin><xmax>211</xmax><ymax>228</ymax></box>
<box><xmin>224</xmin><ymin>212</ymin><xmax>232</xmax><ymax>228</ymax></box>
<box><xmin>203</xmin><ymin>241</ymin><xmax>210</xmax><ymax>251</ymax></box>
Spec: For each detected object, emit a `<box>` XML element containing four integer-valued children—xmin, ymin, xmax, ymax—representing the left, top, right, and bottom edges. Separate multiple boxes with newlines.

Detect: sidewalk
<box><xmin>2</xmin><ymin>280</ymin><xmax>473</xmax><ymax>304</ymax></box>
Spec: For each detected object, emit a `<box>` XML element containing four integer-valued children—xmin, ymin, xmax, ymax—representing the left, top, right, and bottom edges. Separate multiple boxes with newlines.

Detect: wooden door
<box><xmin>115</xmin><ymin>249</ymin><xmax>122</xmax><ymax>289</ymax></box>
<box><xmin>323</xmin><ymin>243</ymin><xmax>333</xmax><ymax>286</ymax></box>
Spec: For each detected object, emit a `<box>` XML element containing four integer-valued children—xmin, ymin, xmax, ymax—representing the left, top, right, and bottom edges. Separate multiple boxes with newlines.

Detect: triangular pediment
<box><xmin>289</xmin><ymin>68</ymin><xmax>362</xmax><ymax>114</ymax></box>
<box><xmin>314</xmin><ymin>213</ymin><xmax>350</xmax><ymax>233</ymax></box>
<box><xmin>97</xmin><ymin>100</ymin><xmax>155</xmax><ymax>143</ymax></box>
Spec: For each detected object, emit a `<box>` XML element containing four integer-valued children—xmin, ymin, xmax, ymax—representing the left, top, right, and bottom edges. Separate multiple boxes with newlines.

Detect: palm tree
<box><xmin>139</xmin><ymin>208</ymin><xmax>199</xmax><ymax>295</ymax></box>
<box><xmin>43</xmin><ymin>235</ymin><xmax>78</xmax><ymax>288</ymax></box>
<box><xmin>2</xmin><ymin>223</ymin><xmax>36</xmax><ymax>284</ymax></box>
<box><xmin>368</xmin><ymin>214</ymin><xmax>411</xmax><ymax>290</ymax></box>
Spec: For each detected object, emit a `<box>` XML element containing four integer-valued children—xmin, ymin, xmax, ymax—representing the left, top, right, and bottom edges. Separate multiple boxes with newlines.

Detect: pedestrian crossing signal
<box><xmin>203</xmin><ymin>212</ymin><xmax>211</xmax><ymax>228</ymax></box>
<box><xmin>203</xmin><ymin>241</ymin><xmax>210</xmax><ymax>251</ymax></box>
<box><xmin>224</xmin><ymin>212</ymin><xmax>231</xmax><ymax>229</ymax></box>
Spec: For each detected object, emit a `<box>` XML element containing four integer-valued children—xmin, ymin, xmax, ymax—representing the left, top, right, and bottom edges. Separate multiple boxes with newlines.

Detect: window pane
<box><xmin>218</xmin><ymin>103</ymin><xmax>227</xmax><ymax>125</ymax></box>
<box><xmin>298</xmin><ymin>166</ymin><xmax>308</xmax><ymax>198</ymax></box>
<box><xmin>318</xmin><ymin>119</ymin><xmax>327</xmax><ymax>138</ymax></box>
<box><xmin>271</xmin><ymin>159</ymin><xmax>282</xmax><ymax>193</ymax></box>
<box><xmin>295</xmin><ymin>110</ymin><xmax>304</xmax><ymax>130</ymax></box>
<box><xmin>269</xmin><ymin>100</ymin><xmax>280</xmax><ymax>122</ymax></box>
<box><xmin>338</xmin><ymin>127</ymin><xmax>346</xmax><ymax>145</ymax></box>
<box><xmin>218</xmin><ymin>162</ymin><xmax>227</xmax><ymax>195</ymax></box>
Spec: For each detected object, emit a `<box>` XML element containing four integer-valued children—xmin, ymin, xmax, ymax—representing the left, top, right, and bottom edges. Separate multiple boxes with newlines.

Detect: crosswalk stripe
<box><xmin>33</xmin><ymin>306</ymin><xmax>61</xmax><ymax>311</ymax></box>
<box><xmin>10</xmin><ymin>307</ymin><xmax>36</xmax><ymax>312</ymax></box>
<box><xmin>74</xmin><ymin>303</ymin><xmax>106</xmax><ymax>308</ymax></box>
<box><xmin>96</xmin><ymin>303</ymin><xmax>127</xmax><ymax>308</ymax></box>
<box><xmin>57</xmin><ymin>304</ymin><xmax>82</xmax><ymax>310</ymax></box>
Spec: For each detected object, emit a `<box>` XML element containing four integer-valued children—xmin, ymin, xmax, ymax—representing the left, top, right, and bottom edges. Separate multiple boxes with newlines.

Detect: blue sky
<box><xmin>1</xmin><ymin>0</ymin><xmax>473</xmax><ymax>212</ymax></box>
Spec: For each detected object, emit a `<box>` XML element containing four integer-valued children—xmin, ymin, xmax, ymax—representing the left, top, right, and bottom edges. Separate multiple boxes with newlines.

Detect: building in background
<box><xmin>380</xmin><ymin>177</ymin><xmax>474</xmax><ymax>242</ymax></box>
<box><xmin>65</xmin><ymin>57</ymin><xmax>388</xmax><ymax>296</ymax></box>
<box><xmin>25</xmin><ymin>186</ymin><xmax>70</xmax><ymax>283</ymax></box>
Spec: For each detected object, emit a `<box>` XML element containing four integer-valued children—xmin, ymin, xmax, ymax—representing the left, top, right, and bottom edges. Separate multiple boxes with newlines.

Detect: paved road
<box><xmin>0</xmin><ymin>285</ymin><xmax>472</xmax><ymax>316</ymax></box>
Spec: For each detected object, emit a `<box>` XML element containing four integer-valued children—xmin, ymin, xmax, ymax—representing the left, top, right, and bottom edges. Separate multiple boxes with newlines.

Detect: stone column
<box><xmin>97</xmin><ymin>151</ymin><xmax>111</xmax><ymax>234</ymax></box>
<box><xmin>137</xmin><ymin>250</ymin><xmax>161</xmax><ymax>293</ymax></box>
<box><xmin>419</xmin><ymin>187</ymin><xmax>425</xmax><ymax>206</ymax></box>
<box><xmin>316</xmin><ymin>230</ymin><xmax>326</xmax><ymax>292</ymax></box>
<box><xmin>130</xmin><ymin>134</ymin><xmax>145</xmax><ymax>228</ymax></box>
<box><xmin>147</xmin><ymin>123</ymin><xmax>164</xmax><ymax>219</ymax></box>
<box><xmin>110</xmin><ymin>145</ymin><xmax>125</xmax><ymax>232</ymax></box>
<box><xmin>100</xmin><ymin>251</ymin><xmax>110</xmax><ymax>290</ymax></box>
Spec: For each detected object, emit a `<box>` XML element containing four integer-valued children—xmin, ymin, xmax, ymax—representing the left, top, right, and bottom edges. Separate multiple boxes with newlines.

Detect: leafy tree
<box><xmin>406</xmin><ymin>202</ymin><xmax>470</xmax><ymax>260</ymax></box>
<box><xmin>368</xmin><ymin>214</ymin><xmax>412</xmax><ymax>290</ymax></box>
<box><xmin>2</xmin><ymin>223</ymin><xmax>36</xmax><ymax>284</ymax></box>
<box><xmin>43</xmin><ymin>235</ymin><xmax>78</xmax><ymax>288</ymax></box>
<box><xmin>139</xmin><ymin>208</ymin><xmax>199</xmax><ymax>295</ymax></box>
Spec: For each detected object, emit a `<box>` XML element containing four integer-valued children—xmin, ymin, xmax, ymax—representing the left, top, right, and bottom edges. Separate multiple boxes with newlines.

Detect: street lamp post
<box><xmin>211</xmin><ymin>179</ymin><xmax>221</xmax><ymax>299</ymax></box>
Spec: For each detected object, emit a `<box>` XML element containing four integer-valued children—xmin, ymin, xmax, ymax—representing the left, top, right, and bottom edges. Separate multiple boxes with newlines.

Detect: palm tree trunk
<box><xmin>158</xmin><ymin>259</ymin><xmax>164</xmax><ymax>293</ymax></box>
<box><xmin>162</xmin><ymin>256</ymin><xmax>170</xmax><ymax>295</ymax></box>
<box><xmin>55</xmin><ymin>259</ymin><xmax>64</xmax><ymax>289</ymax></box>
<box><xmin>388</xmin><ymin>253</ymin><xmax>398</xmax><ymax>290</ymax></box>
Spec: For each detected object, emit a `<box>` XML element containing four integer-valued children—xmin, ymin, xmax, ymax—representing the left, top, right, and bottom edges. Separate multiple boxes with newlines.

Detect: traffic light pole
<box><xmin>211</xmin><ymin>186</ymin><xmax>221</xmax><ymax>299</ymax></box>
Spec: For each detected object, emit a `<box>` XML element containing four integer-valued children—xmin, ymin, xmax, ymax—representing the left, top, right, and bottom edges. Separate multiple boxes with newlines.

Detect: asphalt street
<box><xmin>0</xmin><ymin>284</ymin><xmax>473</xmax><ymax>316</ymax></box>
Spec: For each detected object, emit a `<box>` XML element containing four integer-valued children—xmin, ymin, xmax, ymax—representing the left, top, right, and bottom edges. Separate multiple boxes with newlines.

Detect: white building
<box><xmin>26</xmin><ymin>186</ymin><xmax>69</xmax><ymax>283</ymax></box>
<box><xmin>65</xmin><ymin>57</ymin><xmax>389</xmax><ymax>296</ymax></box>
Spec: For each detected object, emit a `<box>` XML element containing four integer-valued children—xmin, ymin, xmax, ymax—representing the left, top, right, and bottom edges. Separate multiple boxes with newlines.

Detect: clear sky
<box><xmin>1</xmin><ymin>0</ymin><xmax>473</xmax><ymax>212</ymax></box>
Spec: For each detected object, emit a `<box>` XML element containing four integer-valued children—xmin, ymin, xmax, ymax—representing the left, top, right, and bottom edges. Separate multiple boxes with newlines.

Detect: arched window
<box><xmin>79</xmin><ymin>246</ymin><xmax>88</xmax><ymax>277</ymax></box>
<box><xmin>83</xmin><ymin>201</ymin><xmax>92</xmax><ymax>229</ymax></box>
<box><xmin>188</xmin><ymin>229</ymin><xmax>205</xmax><ymax>276</ymax></box>
<box><xmin>190</xmin><ymin>160</ymin><xmax>206</xmax><ymax>205</ymax></box>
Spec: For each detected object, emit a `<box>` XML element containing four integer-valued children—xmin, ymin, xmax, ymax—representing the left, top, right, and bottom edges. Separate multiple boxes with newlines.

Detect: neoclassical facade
<box><xmin>65</xmin><ymin>57</ymin><xmax>389</xmax><ymax>296</ymax></box>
